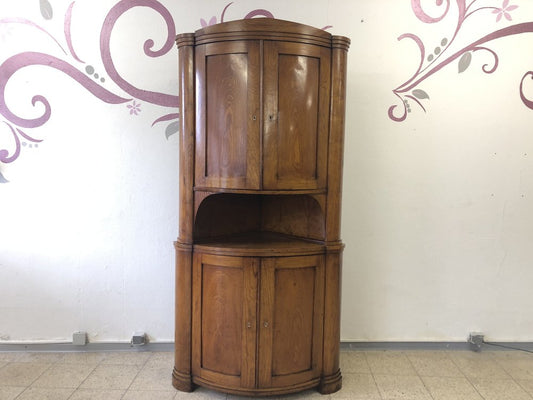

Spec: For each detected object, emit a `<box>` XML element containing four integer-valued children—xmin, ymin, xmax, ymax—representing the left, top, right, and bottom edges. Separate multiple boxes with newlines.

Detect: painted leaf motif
<box><xmin>458</xmin><ymin>51</ymin><xmax>472</xmax><ymax>73</ymax></box>
<box><xmin>0</xmin><ymin>171</ymin><xmax>9</xmax><ymax>183</ymax></box>
<box><xmin>412</xmin><ymin>89</ymin><xmax>430</xmax><ymax>100</ymax></box>
<box><xmin>40</xmin><ymin>0</ymin><xmax>53</xmax><ymax>20</ymax></box>
<box><xmin>165</xmin><ymin>121</ymin><xmax>179</xmax><ymax>139</ymax></box>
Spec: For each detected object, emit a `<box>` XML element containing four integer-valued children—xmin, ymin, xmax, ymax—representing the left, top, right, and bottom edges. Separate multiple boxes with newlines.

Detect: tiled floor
<box><xmin>0</xmin><ymin>349</ymin><xmax>532</xmax><ymax>399</ymax></box>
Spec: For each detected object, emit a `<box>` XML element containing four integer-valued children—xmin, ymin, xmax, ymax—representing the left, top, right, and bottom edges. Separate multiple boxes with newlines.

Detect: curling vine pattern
<box><xmin>0</xmin><ymin>1</ymin><xmax>274</xmax><ymax>182</ymax></box>
<box><xmin>389</xmin><ymin>0</ymin><xmax>533</xmax><ymax>122</ymax></box>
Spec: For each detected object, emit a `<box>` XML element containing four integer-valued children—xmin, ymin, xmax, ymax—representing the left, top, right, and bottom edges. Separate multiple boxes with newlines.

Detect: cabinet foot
<box><xmin>172</xmin><ymin>368</ymin><xmax>195</xmax><ymax>392</ymax></box>
<box><xmin>318</xmin><ymin>369</ymin><xmax>342</xmax><ymax>394</ymax></box>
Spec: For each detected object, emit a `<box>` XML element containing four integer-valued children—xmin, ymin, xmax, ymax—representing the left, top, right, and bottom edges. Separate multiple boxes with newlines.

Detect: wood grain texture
<box><xmin>319</xmin><ymin>250</ymin><xmax>343</xmax><ymax>394</ymax></box>
<box><xmin>192</xmin><ymin>254</ymin><xmax>258</xmax><ymax>389</ymax></box>
<box><xmin>177</xmin><ymin>36</ymin><xmax>195</xmax><ymax>244</ymax></box>
<box><xmin>173</xmin><ymin>245</ymin><xmax>193</xmax><ymax>392</ymax></box>
<box><xmin>325</xmin><ymin>41</ymin><xmax>350</xmax><ymax>242</ymax></box>
<box><xmin>195</xmin><ymin>41</ymin><xmax>260</xmax><ymax>190</ymax></box>
<box><xmin>174</xmin><ymin>19</ymin><xmax>349</xmax><ymax>397</ymax></box>
<box><xmin>262</xmin><ymin>41</ymin><xmax>330</xmax><ymax>190</ymax></box>
<box><xmin>258</xmin><ymin>255</ymin><xmax>324</xmax><ymax>389</ymax></box>
<box><xmin>173</xmin><ymin>36</ymin><xmax>195</xmax><ymax>393</ymax></box>
<box><xmin>193</xmin><ymin>193</ymin><xmax>325</xmax><ymax>242</ymax></box>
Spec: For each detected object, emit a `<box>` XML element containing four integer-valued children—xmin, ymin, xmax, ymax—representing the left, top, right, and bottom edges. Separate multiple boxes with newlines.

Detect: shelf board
<box><xmin>193</xmin><ymin>187</ymin><xmax>326</xmax><ymax>195</ymax></box>
<box><xmin>193</xmin><ymin>232</ymin><xmax>325</xmax><ymax>257</ymax></box>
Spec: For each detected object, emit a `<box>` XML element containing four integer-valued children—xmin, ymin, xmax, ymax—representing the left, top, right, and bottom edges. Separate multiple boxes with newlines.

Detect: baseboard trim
<box><xmin>0</xmin><ymin>342</ymin><xmax>174</xmax><ymax>352</ymax></box>
<box><xmin>340</xmin><ymin>341</ymin><xmax>533</xmax><ymax>352</ymax></box>
<box><xmin>1</xmin><ymin>341</ymin><xmax>532</xmax><ymax>353</ymax></box>
<box><xmin>340</xmin><ymin>341</ymin><xmax>471</xmax><ymax>351</ymax></box>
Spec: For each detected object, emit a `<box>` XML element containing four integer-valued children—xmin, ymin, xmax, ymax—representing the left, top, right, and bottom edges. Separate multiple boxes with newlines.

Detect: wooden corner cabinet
<box><xmin>173</xmin><ymin>18</ymin><xmax>350</xmax><ymax>397</ymax></box>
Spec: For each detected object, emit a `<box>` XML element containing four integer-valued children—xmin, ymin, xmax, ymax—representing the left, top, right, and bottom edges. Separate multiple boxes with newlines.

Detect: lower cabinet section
<box><xmin>191</xmin><ymin>252</ymin><xmax>325</xmax><ymax>395</ymax></box>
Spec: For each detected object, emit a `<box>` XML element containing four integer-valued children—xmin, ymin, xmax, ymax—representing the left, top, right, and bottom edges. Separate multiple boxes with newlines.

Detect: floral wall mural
<box><xmin>2</xmin><ymin>0</ymin><xmax>533</xmax><ymax>344</ymax></box>
<box><xmin>389</xmin><ymin>0</ymin><xmax>533</xmax><ymax>122</ymax></box>
<box><xmin>2</xmin><ymin>0</ymin><xmax>532</xmax><ymax>181</ymax></box>
<box><xmin>0</xmin><ymin>0</ymin><xmax>274</xmax><ymax>182</ymax></box>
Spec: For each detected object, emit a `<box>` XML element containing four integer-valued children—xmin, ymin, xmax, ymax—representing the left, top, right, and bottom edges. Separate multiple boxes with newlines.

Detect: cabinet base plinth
<box><xmin>172</xmin><ymin>368</ymin><xmax>195</xmax><ymax>392</ymax></box>
<box><xmin>191</xmin><ymin>376</ymin><xmax>322</xmax><ymax>397</ymax></box>
<box><xmin>318</xmin><ymin>369</ymin><xmax>342</xmax><ymax>394</ymax></box>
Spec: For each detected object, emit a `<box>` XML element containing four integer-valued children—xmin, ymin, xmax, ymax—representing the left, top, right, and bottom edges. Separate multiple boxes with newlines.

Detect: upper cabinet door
<box><xmin>263</xmin><ymin>42</ymin><xmax>331</xmax><ymax>191</ymax></box>
<box><xmin>195</xmin><ymin>41</ymin><xmax>261</xmax><ymax>190</ymax></box>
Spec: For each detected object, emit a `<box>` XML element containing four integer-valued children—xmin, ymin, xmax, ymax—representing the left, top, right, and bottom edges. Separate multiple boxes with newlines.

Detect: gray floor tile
<box><xmin>0</xmin><ymin>349</ymin><xmax>532</xmax><ymax>399</ymax></box>
<box><xmin>374</xmin><ymin>374</ymin><xmax>432</xmax><ymax>399</ymax></box>
<box><xmin>407</xmin><ymin>351</ymin><xmax>462</xmax><ymax>377</ymax></box>
<box><xmin>174</xmin><ymin>386</ymin><xmax>226</xmax><ymax>399</ymax></box>
<box><xmin>330</xmin><ymin>373</ymin><xmax>380</xmax><ymax>399</ymax></box>
<box><xmin>0</xmin><ymin>362</ymin><xmax>51</xmax><ymax>386</ymax></box>
<box><xmin>450</xmin><ymin>351</ymin><xmax>511</xmax><ymax>379</ymax></box>
<box><xmin>122</xmin><ymin>390</ymin><xmax>178</xmax><ymax>400</ymax></box>
<box><xmin>470</xmin><ymin>378</ymin><xmax>532</xmax><ymax>400</ymax></box>
<box><xmin>57</xmin><ymin>352</ymin><xmax>107</xmax><ymax>365</ymax></box>
<box><xmin>31</xmin><ymin>363</ymin><xmax>95</xmax><ymax>389</ymax></box>
<box><xmin>366</xmin><ymin>351</ymin><xmax>417</xmax><ymax>376</ymax></box>
<box><xmin>129</xmin><ymin>366</ymin><xmax>173</xmax><ymax>391</ymax></box>
<box><xmin>340</xmin><ymin>351</ymin><xmax>371</xmax><ymax>374</ymax></box>
<box><xmin>517</xmin><ymin>380</ymin><xmax>533</xmax><ymax>397</ymax></box>
<box><xmin>0</xmin><ymin>386</ymin><xmax>25</xmax><ymax>400</ymax></box>
<box><xmin>15</xmin><ymin>387</ymin><xmax>74</xmax><ymax>400</ymax></box>
<box><xmin>67</xmin><ymin>388</ymin><xmax>125</xmax><ymax>400</ymax></box>
<box><xmin>79</xmin><ymin>364</ymin><xmax>141</xmax><ymax>390</ymax></box>
<box><xmin>421</xmin><ymin>376</ymin><xmax>483</xmax><ymax>400</ymax></box>
<box><xmin>16</xmin><ymin>353</ymin><xmax>64</xmax><ymax>363</ymax></box>
<box><xmin>101</xmin><ymin>352</ymin><xmax>152</xmax><ymax>366</ymax></box>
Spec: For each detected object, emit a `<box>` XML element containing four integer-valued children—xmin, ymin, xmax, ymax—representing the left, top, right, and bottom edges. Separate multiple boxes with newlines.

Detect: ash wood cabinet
<box><xmin>173</xmin><ymin>18</ymin><xmax>349</xmax><ymax>397</ymax></box>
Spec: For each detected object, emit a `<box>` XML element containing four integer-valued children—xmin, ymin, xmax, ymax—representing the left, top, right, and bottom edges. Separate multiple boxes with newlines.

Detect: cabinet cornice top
<box><xmin>176</xmin><ymin>18</ymin><xmax>349</xmax><ymax>49</ymax></box>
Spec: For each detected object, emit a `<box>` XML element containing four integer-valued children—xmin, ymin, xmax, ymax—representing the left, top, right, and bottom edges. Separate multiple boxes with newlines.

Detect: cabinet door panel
<box><xmin>195</xmin><ymin>41</ymin><xmax>260</xmax><ymax>190</ymax></box>
<box><xmin>263</xmin><ymin>42</ymin><xmax>331</xmax><ymax>190</ymax></box>
<box><xmin>258</xmin><ymin>255</ymin><xmax>325</xmax><ymax>388</ymax></box>
<box><xmin>192</xmin><ymin>253</ymin><xmax>258</xmax><ymax>389</ymax></box>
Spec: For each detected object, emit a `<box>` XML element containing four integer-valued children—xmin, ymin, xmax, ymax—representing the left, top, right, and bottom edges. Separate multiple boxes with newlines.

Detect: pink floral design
<box><xmin>389</xmin><ymin>0</ymin><xmax>533</xmax><ymax>122</ymax></box>
<box><xmin>200</xmin><ymin>2</ymin><xmax>274</xmax><ymax>29</ymax></box>
<box><xmin>0</xmin><ymin>1</ymin><xmax>276</xmax><ymax>180</ymax></box>
<box><xmin>493</xmin><ymin>0</ymin><xmax>518</xmax><ymax>22</ymax></box>
<box><xmin>127</xmin><ymin>100</ymin><xmax>141</xmax><ymax>115</ymax></box>
<box><xmin>200</xmin><ymin>16</ymin><xmax>217</xmax><ymax>27</ymax></box>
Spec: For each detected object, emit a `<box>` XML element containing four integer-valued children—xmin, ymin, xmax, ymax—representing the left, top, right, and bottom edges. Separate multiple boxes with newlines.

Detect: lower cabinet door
<box><xmin>258</xmin><ymin>255</ymin><xmax>325</xmax><ymax>389</ymax></box>
<box><xmin>192</xmin><ymin>253</ymin><xmax>258</xmax><ymax>389</ymax></box>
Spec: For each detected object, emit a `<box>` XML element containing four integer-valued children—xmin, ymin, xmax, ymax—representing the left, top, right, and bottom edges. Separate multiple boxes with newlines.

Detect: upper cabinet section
<box><xmin>177</xmin><ymin>19</ymin><xmax>350</xmax><ymax>193</ymax></box>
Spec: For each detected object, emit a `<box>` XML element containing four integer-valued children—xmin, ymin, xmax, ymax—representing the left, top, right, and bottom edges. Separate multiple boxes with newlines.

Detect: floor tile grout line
<box><xmin>479</xmin><ymin>358</ymin><xmax>533</xmax><ymax>400</ymax></box>
<box><xmin>12</xmin><ymin>357</ymin><xmax>58</xmax><ymax>400</ymax></box>
<box><xmin>117</xmin><ymin>351</ymin><xmax>154</xmax><ymax>400</ymax></box>
<box><xmin>361</xmin><ymin>351</ymin><xmax>385</xmax><ymax>400</ymax></box>
<box><xmin>514</xmin><ymin>380</ymin><xmax>533</xmax><ymax>400</ymax></box>
<box><xmin>447</xmin><ymin>352</ymin><xmax>488</xmax><ymax>399</ymax></box>
<box><xmin>403</xmin><ymin>350</ymin><xmax>436</xmax><ymax>400</ymax></box>
<box><xmin>64</xmin><ymin>357</ymin><xmax>103</xmax><ymax>400</ymax></box>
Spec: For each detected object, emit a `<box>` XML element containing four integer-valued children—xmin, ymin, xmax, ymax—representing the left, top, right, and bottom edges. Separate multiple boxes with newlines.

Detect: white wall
<box><xmin>1</xmin><ymin>0</ymin><xmax>533</xmax><ymax>343</ymax></box>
